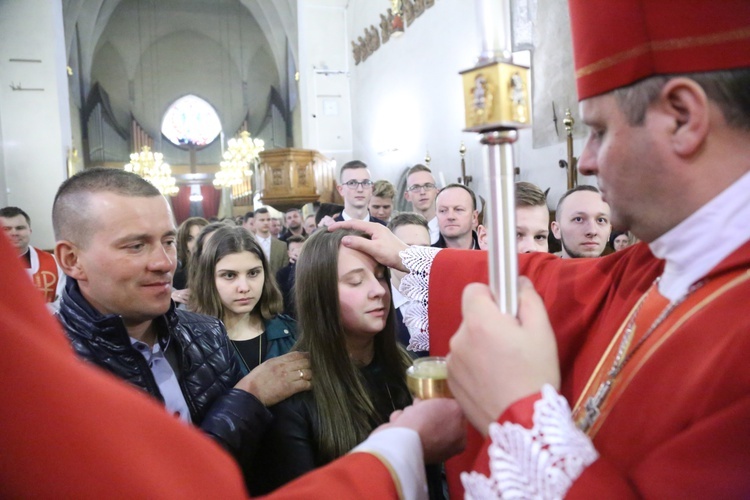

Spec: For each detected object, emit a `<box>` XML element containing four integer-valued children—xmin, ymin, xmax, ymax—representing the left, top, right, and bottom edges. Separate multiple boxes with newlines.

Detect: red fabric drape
<box><xmin>172</xmin><ymin>186</ymin><xmax>191</xmax><ymax>225</ymax></box>
<box><xmin>201</xmin><ymin>186</ymin><xmax>221</xmax><ymax>219</ymax></box>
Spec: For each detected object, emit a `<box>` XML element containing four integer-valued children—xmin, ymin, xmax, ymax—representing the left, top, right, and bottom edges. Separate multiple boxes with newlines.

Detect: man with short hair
<box><xmin>479</xmin><ymin>181</ymin><xmax>551</xmax><ymax>253</ymax></box>
<box><xmin>551</xmin><ymin>185</ymin><xmax>612</xmax><ymax>258</ymax></box>
<box><xmin>254</xmin><ymin>207</ymin><xmax>289</xmax><ymax>275</ymax></box>
<box><xmin>334</xmin><ymin>160</ymin><xmax>386</xmax><ymax>225</ymax></box>
<box><xmin>369</xmin><ymin>180</ymin><xmax>396</xmax><ymax>223</ymax></box>
<box><xmin>279</xmin><ymin>208</ymin><xmax>306</xmax><ymax>242</ymax></box>
<box><xmin>242</xmin><ymin>210</ymin><xmax>255</xmax><ymax>235</ymax></box>
<box><xmin>1</xmin><ymin>206</ymin><xmax>64</xmax><ymax>303</ymax></box>
<box><xmin>404</xmin><ymin>164</ymin><xmax>440</xmax><ymax>244</ymax></box>
<box><xmin>515</xmin><ymin>182</ymin><xmax>550</xmax><ymax>253</ymax></box>
<box><xmin>52</xmin><ymin>167</ymin><xmax>310</xmax><ymax>476</ymax></box>
<box><xmin>432</xmin><ymin>184</ymin><xmax>480</xmax><ymax>250</ymax></box>
<box><xmin>270</xmin><ymin>216</ymin><xmax>283</xmax><ymax>238</ymax></box>
<box><xmin>303</xmin><ymin>213</ymin><xmax>317</xmax><ymax>235</ymax></box>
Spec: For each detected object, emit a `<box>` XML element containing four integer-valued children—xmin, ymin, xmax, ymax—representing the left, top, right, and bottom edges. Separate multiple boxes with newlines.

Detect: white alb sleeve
<box><xmin>398</xmin><ymin>246</ymin><xmax>442</xmax><ymax>352</ymax></box>
<box><xmin>351</xmin><ymin>427</ymin><xmax>427</xmax><ymax>500</ymax></box>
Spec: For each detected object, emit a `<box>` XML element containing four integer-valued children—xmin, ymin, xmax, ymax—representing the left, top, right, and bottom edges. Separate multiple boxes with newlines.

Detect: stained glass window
<box><xmin>161</xmin><ymin>95</ymin><xmax>222</xmax><ymax>147</ymax></box>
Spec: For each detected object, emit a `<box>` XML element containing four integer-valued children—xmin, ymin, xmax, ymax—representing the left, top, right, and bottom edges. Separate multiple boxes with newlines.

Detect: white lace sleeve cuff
<box><xmin>398</xmin><ymin>246</ymin><xmax>442</xmax><ymax>352</ymax></box>
<box><xmin>461</xmin><ymin>385</ymin><xmax>599</xmax><ymax>499</ymax></box>
<box><xmin>351</xmin><ymin>427</ymin><xmax>427</xmax><ymax>500</ymax></box>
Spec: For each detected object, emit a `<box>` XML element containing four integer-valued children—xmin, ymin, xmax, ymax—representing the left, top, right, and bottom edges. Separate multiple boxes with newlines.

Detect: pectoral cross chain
<box><xmin>581</xmin><ymin>379</ymin><xmax>612</xmax><ymax>432</ymax></box>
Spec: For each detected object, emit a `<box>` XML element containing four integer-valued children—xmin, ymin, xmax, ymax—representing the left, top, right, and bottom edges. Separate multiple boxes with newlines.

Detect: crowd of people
<box><xmin>3</xmin><ymin>0</ymin><xmax>750</xmax><ymax>497</ymax></box>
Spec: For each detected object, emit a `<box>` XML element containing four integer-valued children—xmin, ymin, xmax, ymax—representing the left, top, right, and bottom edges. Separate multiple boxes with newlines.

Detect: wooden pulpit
<box><xmin>257</xmin><ymin>148</ymin><xmax>340</xmax><ymax>211</ymax></box>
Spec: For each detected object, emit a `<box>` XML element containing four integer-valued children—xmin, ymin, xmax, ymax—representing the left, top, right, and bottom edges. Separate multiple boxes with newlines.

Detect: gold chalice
<box><xmin>406</xmin><ymin>356</ymin><xmax>452</xmax><ymax>399</ymax></box>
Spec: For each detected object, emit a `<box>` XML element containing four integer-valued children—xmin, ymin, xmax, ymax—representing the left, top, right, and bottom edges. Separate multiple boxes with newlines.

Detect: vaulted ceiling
<box><xmin>63</xmin><ymin>0</ymin><xmax>297</xmax><ymax>86</ymax></box>
<box><xmin>62</xmin><ymin>0</ymin><xmax>297</xmax><ymax>145</ymax></box>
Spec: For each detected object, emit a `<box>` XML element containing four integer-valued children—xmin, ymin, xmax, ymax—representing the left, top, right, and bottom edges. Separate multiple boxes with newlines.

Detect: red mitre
<box><xmin>568</xmin><ymin>0</ymin><xmax>750</xmax><ymax>100</ymax></box>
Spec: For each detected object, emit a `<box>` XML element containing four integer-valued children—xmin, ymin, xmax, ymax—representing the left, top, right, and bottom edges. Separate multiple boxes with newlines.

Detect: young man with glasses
<box><xmin>334</xmin><ymin>160</ymin><xmax>386</xmax><ymax>226</ymax></box>
<box><xmin>403</xmin><ymin>164</ymin><xmax>440</xmax><ymax>244</ymax></box>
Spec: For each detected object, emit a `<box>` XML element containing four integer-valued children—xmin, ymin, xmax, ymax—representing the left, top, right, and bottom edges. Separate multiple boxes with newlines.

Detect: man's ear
<box><xmin>55</xmin><ymin>240</ymin><xmax>86</xmax><ymax>281</ymax></box>
<box><xmin>550</xmin><ymin>221</ymin><xmax>561</xmax><ymax>239</ymax></box>
<box><xmin>658</xmin><ymin>77</ymin><xmax>710</xmax><ymax>157</ymax></box>
<box><xmin>336</xmin><ymin>184</ymin><xmax>344</xmax><ymax>197</ymax></box>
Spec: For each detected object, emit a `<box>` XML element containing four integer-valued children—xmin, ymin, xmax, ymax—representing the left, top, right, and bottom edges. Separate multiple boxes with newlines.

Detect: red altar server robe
<box><xmin>429</xmin><ymin>242</ymin><xmax>750</xmax><ymax>498</ymax></box>
<box><xmin>0</xmin><ymin>232</ymin><xmax>398</xmax><ymax>499</ymax></box>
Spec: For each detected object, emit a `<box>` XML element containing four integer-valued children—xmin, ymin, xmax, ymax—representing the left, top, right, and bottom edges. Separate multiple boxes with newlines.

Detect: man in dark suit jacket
<box><xmin>279</xmin><ymin>208</ymin><xmax>306</xmax><ymax>243</ymax></box>
<box><xmin>275</xmin><ymin>235</ymin><xmax>305</xmax><ymax>319</ymax></box>
<box><xmin>333</xmin><ymin>160</ymin><xmax>387</xmax><ymax>226</ymax></box>
<box><xmin>431</xmin><ymin>184</ymin><xmax>481</xmax><ymax>250</ymax></box>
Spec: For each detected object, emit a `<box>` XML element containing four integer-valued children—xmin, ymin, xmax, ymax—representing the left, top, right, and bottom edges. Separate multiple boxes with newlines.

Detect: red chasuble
<box><xmin>429</xmin><ymin>241</ymin><xmax>750</xmax><ymax>498</ymax></box>
<box><xmin>30</xmin><ymin>247</ymin><xmax>59</xmax><ymax>303</ymax></box>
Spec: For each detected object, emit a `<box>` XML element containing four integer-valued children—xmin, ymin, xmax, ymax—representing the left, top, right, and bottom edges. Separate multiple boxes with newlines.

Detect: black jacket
<box><xmin>57</xmin><ymin>279</ymin><xmax>272</xmax><ymax>461</ymax></box>
<box><xmin>248</xmin><ymin>356</ymin><xmax>412</xmax><ymax>495</ymax></box>
<box><xmin>432</xmin><ymin>230</ymin><xmax>481</xmax><ymax>250</ymax></box>
<box><xmin>333</xmin><ymin>213</ymin><xmax>387</xmax><ymax>226</ymax></box>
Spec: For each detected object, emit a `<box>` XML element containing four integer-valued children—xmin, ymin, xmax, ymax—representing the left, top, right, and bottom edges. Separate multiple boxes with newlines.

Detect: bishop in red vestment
<box><xmin>426</xmin><ymin>0</ymin><xmax>750</xmax><ymax>497</ymax></box>
<box><xmin>331</xmin><ymin>0</ymin><xmax>750</xmax><ymax>497</ymax></box>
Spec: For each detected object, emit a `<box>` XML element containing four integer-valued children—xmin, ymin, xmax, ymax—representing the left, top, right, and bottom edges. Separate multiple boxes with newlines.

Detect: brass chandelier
<box><xmin>124</xmin><ymin>146</ymin><xmax>179</xmax><ymax>196</ymax></box>
<box><xmin>213</xmin><ymin>130</ymin><xmax>265</xmax><ymax>188</ymax></box>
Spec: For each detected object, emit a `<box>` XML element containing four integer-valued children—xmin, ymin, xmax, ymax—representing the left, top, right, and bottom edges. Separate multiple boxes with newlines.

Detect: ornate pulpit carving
<box><xmin>257</xmin><ymin>148</ymin><xmax>339</xmax><ymax>211</ymax></box>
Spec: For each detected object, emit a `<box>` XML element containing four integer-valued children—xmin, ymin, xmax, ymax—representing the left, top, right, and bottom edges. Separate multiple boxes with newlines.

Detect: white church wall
<box><xmin>344</xmin><ymin>0</ymin><xmax>592</xmax><ymax>209</ymax></box>
<box><xmin>297</xmin><ymin>0</ymin><xmax>353</xmax><ymax>169</ymax></box>
<box><xmin>0</xmin><ymin>0</ymin><xmax>71</xmax><ymax>248</ymax></box>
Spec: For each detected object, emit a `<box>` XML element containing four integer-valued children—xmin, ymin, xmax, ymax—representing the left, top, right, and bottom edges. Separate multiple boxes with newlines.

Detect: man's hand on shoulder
<box><xmin>234</xmin><ymin>351</ymin><xmax>312</xmax><ymax>406</ymax></box>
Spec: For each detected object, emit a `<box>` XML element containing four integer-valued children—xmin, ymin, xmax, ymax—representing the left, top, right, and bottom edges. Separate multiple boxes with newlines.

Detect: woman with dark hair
<box><xmin>609</xmin><ymin>230</ymin><xmax>632</xmax><ymax>252</ymax></box>
<box><xmin>189</xmin><ymin>225</ymin><xmax>299</xmax><ymax>372</ymax></box>
<box><xmin>171</xmin><ymin>217</ymin><xmax>208</xmax><ymax>304</ymax></box>
<box><xmin>249</xmin><ymin>228</ymin><xmax>417</xmax><ymax>495</ymax></box>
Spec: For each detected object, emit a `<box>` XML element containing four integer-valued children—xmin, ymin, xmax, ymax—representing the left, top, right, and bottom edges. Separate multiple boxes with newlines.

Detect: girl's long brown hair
<box><xmin>176</xmin><ymin>217</ymin><xmax>208</xmax><ymax>268</ymax></box>
<box><xmin>294</xmin><ymin>228</ymin><xmax>411</xmax><ymax>463</ymax></box>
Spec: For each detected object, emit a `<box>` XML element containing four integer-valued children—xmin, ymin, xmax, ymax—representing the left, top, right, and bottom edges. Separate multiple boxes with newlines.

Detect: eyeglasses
<box><xmin>342</xmin><ymin>180</ymin><xmax>374</xmax><ymax>189</ymax></box>
<box><xmin>406</xmin><ymin>183</ymin><xmax>437</xmax><ymax>192</ymax></box>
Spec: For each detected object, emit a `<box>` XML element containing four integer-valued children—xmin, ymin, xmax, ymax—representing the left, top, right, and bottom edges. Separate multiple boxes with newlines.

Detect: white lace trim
<box><xmin>398</xmin><ymin>246</ymin><xmax>442</xmax><ymax>352</ymax></box>
<box><xmin>461</xmin><ymin>385</ymin><xmax>599</xmax><ymax>500</ymax></box>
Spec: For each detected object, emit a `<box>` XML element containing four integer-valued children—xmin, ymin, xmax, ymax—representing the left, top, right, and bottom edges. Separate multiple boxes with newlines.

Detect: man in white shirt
<box><xmin>334</xmin><ymin>160</ymin><xmax>387</xmax><ymax>225</ymax></box>
<box><xmin>403</xmin><ymin>164</ymin><xmax>440</xmax><ymax>244</ymax></box>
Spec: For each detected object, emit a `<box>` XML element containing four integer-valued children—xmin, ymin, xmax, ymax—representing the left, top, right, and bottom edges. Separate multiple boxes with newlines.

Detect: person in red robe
<box><xmin>332</xmin><ymin>0</ymin><xmax>750</xmax><ymax>497</ymax></box>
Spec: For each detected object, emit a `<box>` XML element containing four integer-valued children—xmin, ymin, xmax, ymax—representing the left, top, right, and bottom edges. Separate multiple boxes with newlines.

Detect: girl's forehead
<box><xmin>216</xmin><ymin>250</ymin><xmax>263</xmax><ymax>268</ymax></box>
<box><xmin>337</xmin><ymin>244</ymin><xmax>379</xmax><ymax>272</ymax></box>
